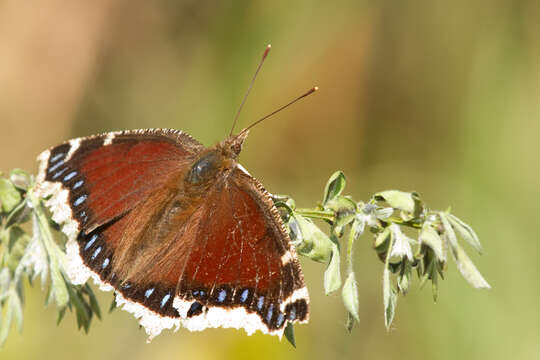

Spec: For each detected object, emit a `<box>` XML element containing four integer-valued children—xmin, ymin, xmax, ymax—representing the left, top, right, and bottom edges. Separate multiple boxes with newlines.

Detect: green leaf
<box><xmin>67</xmin><ymin>285</ymin><xmax>91</xmax><ymax>332</ymax></box>
<box><xmin>326</xmin><ymin>196</ymin><xmax>356</xmax><ymax>237</ymax></box>
<box><xmin>383</xmin><ymin>267</ymin><xmax>397</xmax><ymax>330</ymax></box>
<box><xmin>325</xmin><ymin>195</ymin><xmax>356</xmax><ymax>213</ymax></box>
<box><xmin>431</xmin><ymin>266</ymin><xmax>439</xmax><ymax>301</ymax></box>
<box><xmin>448</xmin><ymin>239</ymin><xmax>490</xmax><ymax>289</ymax></box>
<box><xmin>324</xmin><ymin>242</ymin><xmax>341</xmax><ymax>294</ymax></box>
<box><xmin>10</xmin><ymin>290</ymin><xmax>23</xmax><ymax>332</ymax></box>
<box><xmin>345</xmin><ymin>312</ymin><xmax>355</xmax><ymax>333</ymax></box>
<box><xmin>50</xmin><ymin>267</ymin><xmax>69</xmax><ymax>308</ymax></box>
<box><xmin>0</xmin><ymin>287</ymin><xmax>23</xmax><ymax>345</ymax></box>
<box><xmin>284</xmin><ymin>322</ymin><xmax>296</xmax><ymax>348</ymax></box>
<box><xmin>0</xmin><ymin>178</ymin><xmax>21</xmax><ymax>213</ymax></box>
<box><xmin>0</xmin><ymin>298</ymin><xmax>13</xmax><ymax>346</ymax></box>
<box><xmin>342</xmin><ymin>272</ymin><xmax>360</xmax><ymax>321</ymax></box>
<box><xmin>388</xmin><ymin>224</ymin><xmax>413</xmax><ymax>263</ymax></box>
<box><xmin>7</xmin><ymin>226</ymin><xmax>26</xmax><ymax>252</ymax></box>
<box><xmin>322</xmin><ymin>171</ymin><xmax>346</xmax><ymax>206</ymax></box>
<box><xmin>375</xmin><ymin>207</ymin><xmax>393</xmax><ymax>220</ymax></box>
<box><xmin>4</xmin><ymin>199</ymin><xmax>31</xmax><ymax>228</ymax></box>
<box><xmin>293</xmin><ymin>215</ymin><xmax>333</xmax><ymax>263</ymax></box>
<box><xmin>419</xmin><ymin>223</ymin><xmax>445</xmax><ymax>262</ymax></box>
<box><xmin>440</xmin><ymin>213</ymin><xmax>490</xmax><ymax>289</ymax></box>
<box><xmin>333</xmin><ymin>213</ymin><xmax>355</xmax><ymax>238</ymax></box>
<box><xmin>85</xmin><ymin>285</ymin><xmax>101</xmax><ymax>320</ymax></box>
<box><xmin>29</xmin><ymin>217</ymin><xmax>49</xmax><ymax>287</ymax></box>
<box><xmin>446</xmin><ymin>213</ymin><xmax>483</xmax><ymax>254</ymax></box>
<box><xmin>419</xmin><ymin>255</ymin><xmax>434</xmax><ymax>288</ymax></box>
<box><xmin>9</xmin><ymin>169</ymin><xmax>31</xmax><ymax>191</ymax></box>
<box><xmin>373</xmin><ymin>227</ymin><xmax>391</xmax><ymax>263</ymax></box>
<box><xmin>109</xmin><ymin>296</ymin><xmax>117</xmax><ymax>313</ymax></box>
<box><xmin>374</xmin><ymin>190</ymin><xmax>415</xmax><ymax>213</ymax></box>
<box><xmin>29</xmin><ymin>201</ymin><xmax>70</xmax><ymax>308</ymax></box>
<box><xmin>350</xmin><ymin>216</ymin><xmax>365</xmax><ymax>241</ymax></box>
<box><xmin>397</xmin><ymin>261</ymin><xmax>412</xmax><ymax>295</ymax></box>
<box><xmin>439</xmin><ymin>212</ymin><xmax>457</xmax><ymax>247</ymax></box>
<box><xmin>6</xmin><ymin>228</ymin><xmax>31</xmax><ymax>274</ymax></box>
<box><xmin>273</xmin><ymin>199</ymin><xmax>295</xmax><ymax>224</ymax></box>
<box><xmin>0</xmin><ymin>269</ymin><xmax>10</xmax><ymax>301</ymax></box>
<box><xmin>374</xmin><ymin>227</ymin><xmax>391</xmax><ymax>249</ymax></box>
<box><xmin>56</xmin><ymin>306</ymin><xmax>67</xmax><ymax>326</ymax></box>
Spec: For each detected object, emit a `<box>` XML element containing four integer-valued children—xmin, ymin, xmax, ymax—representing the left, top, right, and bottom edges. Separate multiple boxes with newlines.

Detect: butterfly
<box><xmin>35</xmin><ymin>45</ymin><xmax>317</xmax><ymax>339</ymax></box>
<box><xmin>36</xmin><ymin>127</ymin><xmax>310</xmax><ymax>340</ymax></box>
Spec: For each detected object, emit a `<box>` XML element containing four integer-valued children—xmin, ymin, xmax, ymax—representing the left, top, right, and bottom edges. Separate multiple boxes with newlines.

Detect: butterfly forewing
<box><xmin>37</xmin><ymin>129</ymin><xmax>203</xmax><ymax>238</ymax></box>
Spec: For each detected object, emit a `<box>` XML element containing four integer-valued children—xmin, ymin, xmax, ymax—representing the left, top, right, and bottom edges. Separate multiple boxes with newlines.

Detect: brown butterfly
<box><xmin>36</xmin><ymin>46</ymin><xmax>317</xmax><ymax>340</ymax></box>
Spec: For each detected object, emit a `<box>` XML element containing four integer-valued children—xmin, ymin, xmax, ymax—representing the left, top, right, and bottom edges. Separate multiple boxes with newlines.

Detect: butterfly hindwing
<box><xmin>173</xmin><ymin>167</ymin><xmax>308</xmax><ymax>336</ymax></box>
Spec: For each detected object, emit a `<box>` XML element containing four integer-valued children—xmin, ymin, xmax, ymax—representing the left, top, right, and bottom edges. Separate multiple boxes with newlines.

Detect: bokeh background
<box><xmin>1</xmin><ymin>1</ymin><xmax>539</xmax><ymax>359</ymax></box>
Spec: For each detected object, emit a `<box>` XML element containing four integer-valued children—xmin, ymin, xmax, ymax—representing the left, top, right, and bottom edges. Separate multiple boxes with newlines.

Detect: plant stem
<box><xmin>295</xmin><ymin>208</ymin><xmax>335</xmax><ymax>222</ymax></box>
<box><xmin>385</xmin><ymin>217</ymin><xmax>422</xmax><ymax>229</ymax></box>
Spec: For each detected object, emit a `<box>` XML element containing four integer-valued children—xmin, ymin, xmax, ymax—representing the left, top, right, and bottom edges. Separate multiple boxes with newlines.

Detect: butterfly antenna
<box><xmin>240</xmin><ymin>86</ymin><xmax>319</xmax><ymax>134</ymax></box>
<box><xmin>229</xmin><ymin>44</ymin><xmax>272</xmax><ymax>136</ymax></box>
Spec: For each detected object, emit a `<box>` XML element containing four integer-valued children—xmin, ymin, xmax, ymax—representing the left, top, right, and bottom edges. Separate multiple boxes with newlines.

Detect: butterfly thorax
<box><xmin>185</xmin><ymin>130</ymin><xmax>249</xmax><ymax>187</ymax></box>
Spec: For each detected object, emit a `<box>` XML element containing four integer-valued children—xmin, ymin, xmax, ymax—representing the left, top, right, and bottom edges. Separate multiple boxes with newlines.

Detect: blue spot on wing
<box><xmin>50</xmin><ymin>153</ymin><xmax>65</xmax><ymax>163</ymax></box>
<box><xmin>160</xmin><ymin>294</ymin><xmax>171</xmax><ymax>308</ymax></box>
<box><xmin>63</xmin><ymin>171</ymin><xmax>77</xmax><ymax>182</ymax></box>
<box><xmin>73</xmin><ymin>180</ymin><xmax>84</xmax><ymax>189</ymax></box>
<box><xmin>48</xmin><ymin>160</ymin><xmax>64</xmax><ymax>173</ymax></box>
<box><xmin>74</xmin><ymin>195</ymin><xmax>87</xmax><ymax>206</ymax></box>
<box><xmin>193</xmin><ymin>290</ymin><xmax>206</xmax><ymax>298</ymax></box>
<box><xmin>101</xmin><ymin>258</ymin><xmax>110</xmax><ymax>269</ymax></box>
<box><xmin>288</xmin><ymin>306</ymin><xmax>296</xmax><ymax>321</ymax></box>
<box><xmin>217</xmin><ymin>289</ymin><xmax>227</xmax><ymax>303</ymax></box>
<box><xmin>85</xmin><ymin>234</ymin><xmax>98</xmax><ymax>250</ymax></box>
<box><xmin>91</xmin><ymin>246</ymin><xmax>101</xmax><ymax>260</ymax></box>
<box><xmin>257</xmin><ymin>296</ymin><xmax>264</xmax><ymax>311</ymax></box>
<box><xmin>240</xmin><ymin>289</ymin><xmax>249</xmax><ymax>303</ymax></box>
<box><xmin>52</xmin><ymin>167</ymin><xmax>67</xmax><ymax>179</ymax></box>
<box><xmin>145</xmin><ymin>288</ymin><xmax>155</xmax><ymax>298</ymax></box>
<box><xmin>266</xmin><ymin>304</ymin><xmax>274</xmax><ymax>323</ymax></box>
<box><xmin>276</xmin><ymin>313</ymin><xmax>285</xmax><ymax>327</ymax></box>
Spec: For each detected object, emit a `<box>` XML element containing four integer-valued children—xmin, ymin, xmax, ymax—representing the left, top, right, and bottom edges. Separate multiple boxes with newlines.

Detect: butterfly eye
<box><xmin>231</xmin><ymin>143</ymin><xmax>242</xmax><ymax>156</ymax></box>
<box><xmin>187</xmin><ymin>152</ymin><xmax>220</xmax><ymax>184</ymax></box>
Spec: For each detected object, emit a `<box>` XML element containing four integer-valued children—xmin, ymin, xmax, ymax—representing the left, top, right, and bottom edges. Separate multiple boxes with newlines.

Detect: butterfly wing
<box><xmin>36</xmin><ymin>128</ymin><xmax>203</xmax><ymax>288</ymax></box>
<box><xmin>36</xmin><ymin>128</ymin><xmax>203</xmax><ymax>238</ymax></box>
<box><xmin>105</xmin><ymin>165</ymin><xmax>309</xmax><ymax>338</ymax></box>
<box><xmin>172</xmin><ymin>166</ymin><xmax>309</xmax><ymax>336</ymax></box>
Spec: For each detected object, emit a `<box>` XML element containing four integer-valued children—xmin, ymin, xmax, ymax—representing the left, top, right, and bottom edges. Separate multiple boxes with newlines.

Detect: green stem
<box><xmin>385</xmin><ymin>217</ymin><xmax>422</xmax><ymax>229</ymax></box>
<box><xmin>295</xmin><ymin>208</ymin><xmax>335</xmax><ymax>222</ymax></box>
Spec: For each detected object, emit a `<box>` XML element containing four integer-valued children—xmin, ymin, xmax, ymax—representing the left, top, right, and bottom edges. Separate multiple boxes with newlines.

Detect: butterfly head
<box><xmin>219</xmin><ymin>129</ymin><xmax>249</xmax><ymax>160</ymax></box>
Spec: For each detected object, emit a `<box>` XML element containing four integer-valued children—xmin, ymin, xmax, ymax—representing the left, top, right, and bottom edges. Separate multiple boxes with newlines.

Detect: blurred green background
<box><xmin>1</xmin><ymin>1</ymin><xmax>538</xmax><ymax>359</ymax></box>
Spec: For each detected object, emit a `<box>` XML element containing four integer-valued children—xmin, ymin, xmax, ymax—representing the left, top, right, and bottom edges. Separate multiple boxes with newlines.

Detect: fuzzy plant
<box><xmin>0</xmin><ymin>168</ymin><xmax>490</xmax><ymax>347</ymax></box>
